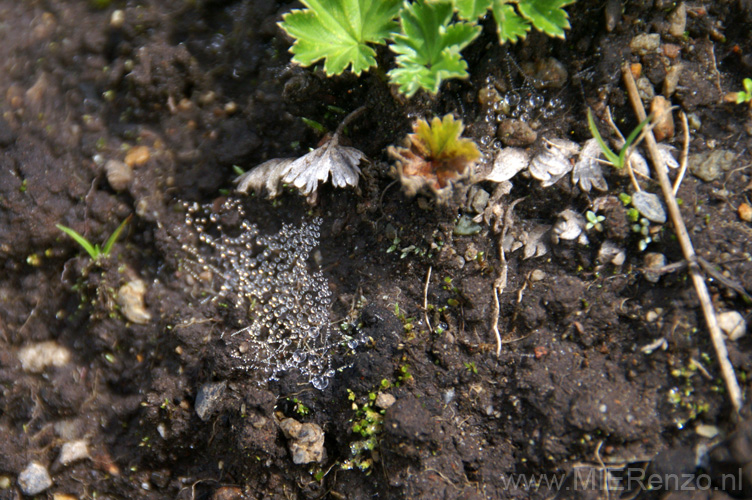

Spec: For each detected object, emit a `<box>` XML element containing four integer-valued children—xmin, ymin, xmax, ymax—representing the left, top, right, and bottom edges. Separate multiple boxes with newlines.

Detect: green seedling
<box><xmin>734</xmin><ymin>78</ymin><xmax>752</xmax><ymax>104</ymax></box>
<box><xmin>585</xmin><ymin>210</ymin><xmax>605</xmax><ymax>231</ymax></box>
<box><xmin>56</xmin><ymin>215</ymin><xmax>132</xmax><ymax>261</ymax></box>
<box><xmin>587</xmin><ymin>108</ymin><xmax>651</xmax><ymax>170</ymax></box>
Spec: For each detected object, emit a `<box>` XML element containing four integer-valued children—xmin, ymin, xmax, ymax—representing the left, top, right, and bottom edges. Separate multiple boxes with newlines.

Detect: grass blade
<box><xmin>102</xmin><ymin>214</ymin><xmax>132</xmax><ymax>256</ymax></box>
<box><xmin>56</xmin><ymin>224</ymin><xmax>100</xmax><ymax>260</ymax></box>
<box><xmin>587</xmin><ymin>108</ymin><xmax>620</xmax><ymax>167</ymax></box>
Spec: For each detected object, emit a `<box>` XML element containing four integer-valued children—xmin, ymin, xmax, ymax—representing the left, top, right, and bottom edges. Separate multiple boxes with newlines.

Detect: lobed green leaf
<box><xmin>279</xmin><ymin>0</ymin><xmax>400</xmax><ymax>76</ymax></box>
<box><xmin>388</xmin><ymin>0</ymin><xmax>480</xmax><ymax>97</ymax></box>
<box><xmin>516</xmin><ymin>0</ymin><xmax>574</xmax><ymax>39</ymax></box>
<box><xmin>491</xmin><ymin>2</ymin><xmax>531</xmax><ymax>44</ymax></box>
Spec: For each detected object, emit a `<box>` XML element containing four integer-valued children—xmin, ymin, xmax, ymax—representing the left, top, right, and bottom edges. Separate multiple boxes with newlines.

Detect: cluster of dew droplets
<box><xmin>182</xmin><ymin>198</ymin><xmax>335</xmax><ymax>390</ymax></box>
<box><xmin>477</xmin><ymin>75</ymin><xmax>567</xmax><ymax>163</ymax></box>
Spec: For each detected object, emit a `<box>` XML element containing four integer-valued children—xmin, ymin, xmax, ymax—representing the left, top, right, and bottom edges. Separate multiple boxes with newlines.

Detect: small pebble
<box><xmin>667</xmin><ymin>2</ymin><xmax>687</xmax><ymax>37</ymax></box>
<box><xmin>124</xmin><ymin>145</ymin><xmax>150</xmax><ymax>167</ymax></box>
<box><xmin>195</xmin><ymin>381</ymin><xmax>227</xmax><ymax>421</ymax></box>
<box><xmin>662</xmin><ymin>43</ymin><xmax>681</xmax><ymax>59</ymax></box>
<box><xmin>739</xmin><ymin>202</ymin><xmax>752</xmax><ymax>222</ymax></box>
<box><xmin>18</xmin><ymin>341</ymin><xmax>71</xmax><ymax>373</ymax></box>
<box><xmin>109</xmin><ymin>9</ymin><xmax>125</xmax><ymax>28</ymax></box>
<box><xmin>632</xmin><ymin>191</ymin><xmax>667</xmax><ymax>224</ymax></box>
<box><xmin>630</xmin><ymin>33</ymin><xmax>661</xmax><ymax>55</ymax></box>
<box><xmin>717</xmin><ymin>311</ymin><xmax>746</xmax><ymax>341</ymax></box>
<box><xmin>650</xmin><ymin>96</ymin><xmax>675</xmax><ymax>141</ymax></box>
<box><xmin>0</xmin><ymin>476</ymin><xmax>10</xmax><ymax>489</ymax></box>
<box><xmin>59</xmin><ymin>440</ymin><xmax>89</xmax><ymax>466</ymax></box>
<box><xmin>689</xmin><ymin>149</ymin><xmax>737</xmax><ymax>182</ymax></box>
<box><xmin>530</xmin><ymin>269</ymin><xmax>546</xmax><ymax>282</ymax></box>
<box><xmin>375</xmin><ymin>393</ymin><xmax>396</xmax><ymax>410</ymax></box>
<box><xmin>663</xmin><ymin>64</ymin><xmax>683</xmax><ymax>96</ymax></box>
<box><xmin>18</xmin><ymin>462</ymin><xmax>52</xmax><ymax>496</ymax></box>
<box><xmin>470</xmin><ymin>188</ymin><xmax>490</xmax><ymax>214</ymax></box>
<box><xmin>643</xmin><ymin>253</ymin><xmax>666</xmax><ymax>283</ymax></box>
<box><xmin>105</xmin><ymin>159</ymin><xmax>133</xmax><ymax>191</ymax></box>
<box><xmin>279</xmin><ymin>418</ymin><xmax>325</xmax><ymax>464</ymax></box>
<box><xmin>497</xmin><ymin>119</ymin><xmax>537</xmax><ymax>147</ymax></box>
<box><xmin>118</xmin><ymin>279</ymin><xmax>151</xmax><ymax>324</ymax></box>
<box><xmin>646</xmin><ymin>310</ymin><xmax>659</xmax><ymax>322</ymax></box>
<box><xmin>636</xmin><ymin>76</ymin><xmax>655</xmax><ymax>101</ymax></box>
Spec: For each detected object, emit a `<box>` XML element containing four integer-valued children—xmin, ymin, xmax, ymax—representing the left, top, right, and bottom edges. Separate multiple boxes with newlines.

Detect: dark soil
<box><xmin>1</xmin><ymin>1</ymin><xmax>752</xmax><ymax>499</ymax></box>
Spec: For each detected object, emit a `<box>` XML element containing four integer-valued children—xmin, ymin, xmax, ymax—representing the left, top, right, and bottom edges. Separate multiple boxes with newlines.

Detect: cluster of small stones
<box><xmin>183</xmin><ymin>198</ymin><xmax>335</xmax><ymax>390</ymax></box>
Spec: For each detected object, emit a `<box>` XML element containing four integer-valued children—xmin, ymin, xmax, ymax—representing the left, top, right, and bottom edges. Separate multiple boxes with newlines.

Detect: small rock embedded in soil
<box><xmin>104</xmin><ymin>159</ymin><xmax>133</xmax><ymax>191</ymax></box>
<box><xmin>739</xmin><ymin>203</ymin><xmax>752</xmax><ymax>222</ymax></box>
<box><xmin>717</xmin><ymin>311</ymin><xmax>746</xmax><ymax>341</ymax></box>
<box><xmin>630</xmin><ymin>33</ymin><xmax>661</xmax><ymax>55</ymax></box>
<box><xmin>124</xmin><ymin>145</ymin><xmax>150</xmax><ymax>167</ymax></box>
<box><xmin>18</xmin><ymin>462</ymin><xmax>52</xmax><ymax>496</ymax></box>
<box><xmin>643</xmin><ymin>253</ymin><xmax>666</xmax><ymax>283</ymax></box>
<box><xmin>376</xmin><ymin>393</ymin><xmax>396</xmax><ymax>410</ymax></box>
<box><xmin>278</xmin><ymin>418</ymin><xmax>325</xmax><ymax>464</ymax></box>
<box><xmin>117</xmin><ymin>279</ymin><xmax>151</xmax><ymax>324</ymax></box>
<box><xmin>58</xmin><ymin>440</ymin><xmax>89</xmax><ymax>466</ymax></box>
<box><xmin>650</xmin><ymin>96</ymin><xmax>674</xmax><ymax>141</ymax></box>
<box><xmin>195</xmin><ymin>381</ymin><xmax>227</xmax><ymax>421</ymax></box>
<box><xmin>18</xmin><ymin>341</ymin><xmax>71</xmax><ymax>373</ymax></box>
<box><xmin>689</xmin><ymin>149</ymin><xmax>737</xmax><ymax>182</ymax></box>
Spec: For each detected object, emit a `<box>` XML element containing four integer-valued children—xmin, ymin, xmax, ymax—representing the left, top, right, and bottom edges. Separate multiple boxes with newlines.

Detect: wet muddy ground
<box><xmin>1</xmin><ymin>1</ymin><xmax>752</xmax><ymax>499</ymax></box>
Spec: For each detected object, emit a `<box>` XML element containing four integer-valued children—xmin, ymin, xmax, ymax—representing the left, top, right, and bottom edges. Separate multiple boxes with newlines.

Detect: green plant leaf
<box><xmin>516</xmin><ymin>0</ymin><xmax>574</xmax><ymax>38</ymax></box>
<box><xmin>453</xmin><ymin>0</ymin><xmax>493</xmax><ymax>20</ymax></box>
<box><xmin>491</xmin><ymin>2</ymin><xmax>531</xmax><ymax>43</ymax></box>
<box><xmin>56</xmin><ymin>224</ymin><xmax>101</xmax><ymax>260</ymax></box>
<box><xmin>278</xmin><ymin>0</ymin><xmax>401</xmax><ymax>76</ymax></box>
<box><xmin>586</xmin><ymin>109</ymin><xmax>620</xmax><ymax>167</ymax></box>
<box><xmin>388</xmin><ymin>0</ymin><xmax>481</xmax><ymax>97</ymax></box>
<box><xmin>617</xmin><ymin>114</ymin><xmax>651</xmax><ymax>167</ymax></box>
<box><xmin>101</xmin><ymin>214</ymin><xmax>132</xmax><ymax>256</ymax></box>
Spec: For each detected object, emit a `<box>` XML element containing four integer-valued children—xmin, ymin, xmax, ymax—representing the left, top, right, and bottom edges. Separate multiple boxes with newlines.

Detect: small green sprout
<box><xmin>291</xmin><ymin>398</ymin><xmax>310</xmax><ymax>417</ymax></box>
<box><xmin>464</xmin><ymin>361</ymin><xmax>478</xmax><ymax>374</ymax></box>
<box><xmin>585</xmin><ymin>210</ymin><xmax>605</xmax><ymax>231</ymax></box>
<box><xmin>733</xmin><ymin>78</ymin><xmax>752</xmax><ymax>104</ymax></box>
<box><xmin>587</xmin><ymin>108</ymin><xmax>651</xmax><ymax>170</ymax></box>
<box><xmin>56</xmin><ymin>215</ymin><xmax>132</xmax><ymax>262</ymax></box>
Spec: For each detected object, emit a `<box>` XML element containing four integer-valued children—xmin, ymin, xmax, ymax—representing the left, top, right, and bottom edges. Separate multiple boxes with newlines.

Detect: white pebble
<box><xmin>59</xmin><ymin>440</ymin><xmax>89</xmax><ymax>466</ymax></box>
<box><xmin>18</xmin><ymin>462</ymin><xmax>52</xmax><ymax>496</ymax></box>
<box><xmin>18</xmin><ymin>341</ymin><xmax>71</xmax><ymax>373</ymax></box>
<box><xmin>718</xmin><ymin>311</ymin><xmax>746</xmax><ymax>341</ymax></box>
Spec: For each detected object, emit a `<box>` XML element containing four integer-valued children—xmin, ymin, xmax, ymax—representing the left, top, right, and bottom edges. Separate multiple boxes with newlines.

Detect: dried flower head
<box><xmin>388</xmin><ymin>114</ymin><xmax>480</xmax><ymax>197</ymax></box>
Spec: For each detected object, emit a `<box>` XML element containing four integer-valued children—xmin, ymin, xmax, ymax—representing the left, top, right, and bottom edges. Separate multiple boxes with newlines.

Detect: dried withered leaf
<box><xmin>485</xmin><ymin>147</ymin><xmax>530</xmax><ymax>183</ymax></box>
<box><xmin>389</xmin><ymin>114</ymin><xmax>480</xmax><ymax>197</ymax></box>
<box><xmin>572</xmin><ymin>138</ymin><xmax>607</xmax><ymax>192</ymax></box>
<box><xmin>235</xmin><ymin>158</ymin><xmax>295</xmax><ymax>198</ymax></box>
<box><xmin>234</xmin><ymin>136</ymin><xmax>364</xmax><ymax>200</ymax></box>
<box><xmin>529</xmin><ymin>138</ymin><xmax>580</xmax><ymax>187</ymax></box>
<box><xmin>282</xmin><ymin>136</ymin><xmax>364</xmax><ymax>195</ymax></box>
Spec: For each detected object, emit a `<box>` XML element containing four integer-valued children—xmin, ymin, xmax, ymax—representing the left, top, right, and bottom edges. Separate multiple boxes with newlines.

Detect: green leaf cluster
<box><xmin>56</xmin><ymin>215</ymin><xmax>131</xmax><ymax>262</ymax></box>
<box><xmin>278</xmin><ymin>0</ymin><xmax>576</xmax><ymax>97</ymax></box>
<box><xmin>735</xmin><ymin>78</ymin><xmax>752</xmax><ymax>104</ymax></box>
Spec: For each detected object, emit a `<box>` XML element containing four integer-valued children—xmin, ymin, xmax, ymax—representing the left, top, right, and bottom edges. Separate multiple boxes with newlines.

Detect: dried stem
<box><xmin>622</xmin><ymin>64</ymin><xmax>743</xmax><ymax>414</ymax></box>
<box><xmin>673</xmin><ymin>111</ymin><xmax>690</xmax><ymax>195</ymax></box>
<box><xmin>424</xmin><ymin>266</ymin><xmax>432</xmax><ymax>334</ymax></box>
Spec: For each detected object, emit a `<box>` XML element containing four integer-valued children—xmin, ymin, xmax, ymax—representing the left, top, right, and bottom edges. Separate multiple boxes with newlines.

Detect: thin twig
<box><xmin>673</xmin><ymin>111</ymin><xmax>690</xmax><ymax>195</ymax></box>
<box><xmin>622</xmin><ymin>64</ymin><xmax>743</xmax><ymax>414</ymax></box>
<box><xmin>424</xmin><ymin>266</ymin><xmax>432</xmax><ymax>334</ymax></box>
<box><xmin>490</xmin><ymin>198</ymin><xmax>524</xmax><ymax>356</ymax></box>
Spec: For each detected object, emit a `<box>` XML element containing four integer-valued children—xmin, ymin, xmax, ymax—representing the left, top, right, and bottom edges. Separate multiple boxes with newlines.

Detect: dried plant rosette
<box><xmin>388</xmin><ymin>114</ymin><xmax>480</xmax><ymax>199</ymax></box>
